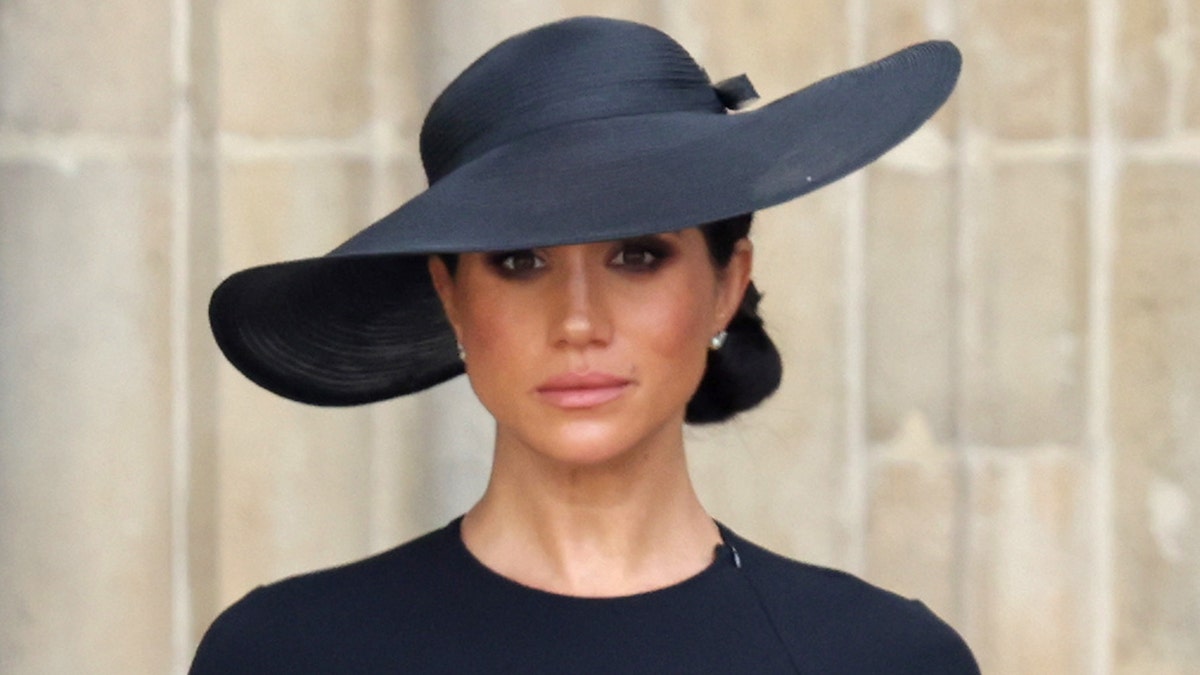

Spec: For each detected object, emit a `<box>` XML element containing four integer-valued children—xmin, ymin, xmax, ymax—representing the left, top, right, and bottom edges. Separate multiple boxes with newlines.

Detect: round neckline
<box><xmin>445</xmin><ymin>516</ymin><xmax>741</xmax><ymax>603</ymax></box>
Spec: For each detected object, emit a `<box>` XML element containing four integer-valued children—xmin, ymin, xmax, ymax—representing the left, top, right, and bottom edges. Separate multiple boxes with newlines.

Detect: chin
<box><xmin>528</xmin><ymin>411</ymin><xmax>684</xmax><ymax>468</ymax></box>
<box><xmin>537</xmin><ymin>423</ymin><xmax>642</xmax><ymax>465</ymax></box>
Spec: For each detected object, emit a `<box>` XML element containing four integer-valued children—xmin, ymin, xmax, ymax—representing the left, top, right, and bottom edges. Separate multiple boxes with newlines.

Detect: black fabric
<box><xmin>191</xmin><ymin>519</ymin><xmax>978</xmax><ymax>674</ymax></box>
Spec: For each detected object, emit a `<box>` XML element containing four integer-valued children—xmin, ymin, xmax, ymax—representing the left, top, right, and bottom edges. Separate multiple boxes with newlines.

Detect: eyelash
<box><xmin>611</xmin><ymin>241</ymin><xmax>670</xmax><ymax>271</ymax></box>
<box><xmin>487</xmin><ymin>250</ymin><xmax>546</xmax><ymax>276</ymax></box>
<box><xmin>486</xmin><ymin>239</ymin><xmax>673</xmax><ymax>278</ymax></box>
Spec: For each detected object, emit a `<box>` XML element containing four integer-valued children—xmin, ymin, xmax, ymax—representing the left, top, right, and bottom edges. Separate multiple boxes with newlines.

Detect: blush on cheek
<box><xmin>629</xmin><ymin>305</ymin><xmax>711</xmax><ymax>401</ymax></box>
<box><xmin>631</xmin><ymin>299</ymin><xmax>711</xmax><ymax>356</ymax></box>
<box><xmin>456</xmin><ymin>301</ymin><xmax>534</xmax><ymax>413</ymax></box>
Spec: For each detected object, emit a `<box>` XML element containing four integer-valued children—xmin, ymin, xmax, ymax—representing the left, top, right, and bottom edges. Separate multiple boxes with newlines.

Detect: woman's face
<box><xmin>428</xmin><ymin>228</ymin><xmax>751</xmax><ymax>467</ymax></box>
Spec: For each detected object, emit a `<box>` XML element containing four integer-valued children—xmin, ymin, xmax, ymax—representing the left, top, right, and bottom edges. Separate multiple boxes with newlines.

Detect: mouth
<box><xmin>535</xmin><ymin>372</ymin><xmax>633</xmax><ymax>409</ymax></box>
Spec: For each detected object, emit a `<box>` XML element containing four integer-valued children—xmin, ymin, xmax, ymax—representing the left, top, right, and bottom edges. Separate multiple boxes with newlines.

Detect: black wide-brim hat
<box><xmin>210</xmin><ymin>16</ymin><xmax>961</xmax><ymax>406</ymax></box>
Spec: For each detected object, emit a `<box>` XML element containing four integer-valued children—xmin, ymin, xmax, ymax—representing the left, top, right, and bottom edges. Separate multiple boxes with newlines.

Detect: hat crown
<box><xmin>419</xmin><ymin>17</ymin><xmax>724</xmax><ymax>184</ymax></box>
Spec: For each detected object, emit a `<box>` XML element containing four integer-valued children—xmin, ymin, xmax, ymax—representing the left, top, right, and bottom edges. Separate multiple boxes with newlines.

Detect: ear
<box><xmin>714</xmin><ymin>238</ymin><xmax>753</xmax><ymax>331</ymax></box>
<box><xmin>427</xmin><ymin>256</ymin><xmax>462</xmax><ymax>335</ymax></box>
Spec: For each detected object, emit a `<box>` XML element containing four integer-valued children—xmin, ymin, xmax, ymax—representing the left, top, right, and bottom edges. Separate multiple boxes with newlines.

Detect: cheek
<box><xmin>453</xmin><ymin>285</ymin><xmax>547</xmax><ymax>414</ymax></box>
<box><xmin>629</xmin><ymin>299</ymin><xmax>708</xmax><ymax>354</ymax></box>
<box><xmin>462</xmin><ymin>298</ymin><xmax>520</xmax><ymax>353</ymax></box>
<box><xmin>620</xmin><ymin>276</ymin><xmax>715</xmax><ymax>370</ymax></box>
<box><xmin>459</xmin><ymin>293</ymin><xmax>530</xmax><ymax>370</ymax></box>
<box><xmin>451</xmin><ymin>264</ymin><xmax>532</xmax><ymax>353</ymax></box>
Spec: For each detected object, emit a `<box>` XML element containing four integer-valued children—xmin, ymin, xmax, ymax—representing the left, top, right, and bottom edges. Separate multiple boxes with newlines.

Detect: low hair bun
<box><xmin>686</xmin><ymin>280</ymin><xmax>782</xmax><ymax>424</ymax></box>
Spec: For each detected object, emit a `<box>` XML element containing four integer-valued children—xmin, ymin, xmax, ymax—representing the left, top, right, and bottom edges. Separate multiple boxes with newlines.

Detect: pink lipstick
<box><xmin>536</xmin><ymin>372</ymin><xmax>632</xmax><ymax>409</ymax></box>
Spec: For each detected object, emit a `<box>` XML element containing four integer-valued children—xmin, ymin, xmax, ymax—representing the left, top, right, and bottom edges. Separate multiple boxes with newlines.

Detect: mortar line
<box><xmin>841</xmin><ymin>0</ymin><xmax>869</xmax><ymax>576</ymax></box>
<box><xmin>0</xmin><ymin>133</ymin><xmax>169</xmax><ymax>161</ymax></box>
<box><xmin>1165</xmin><ymin>0</ymin><xmax>1190</xmax><ymax>134</ymax></box>
<box><xmin>945</xmin><ymin>0</ymin><xmax>974</xmax><ymax>636</ymax></box>
<box><xmin>1087</xmin><ymin>0</ymin><xmax>1119</xmax><ymax>672</ymax></box>
<box><xmin>168</xmin><ymin>0</ymin><xmax>194</xmax><ymax>671</ymax></box>
<box><xmin>365</xmin><ymin>0</ymin><xmax>404</xmax><ymax>554</ymax></box>
<box><xmin>365</xmin><ymin>0</ymin><xmax>385</xmax><ymax>554</ymax></box>
<box><xmin>18</xmin><ymin>133</ymin><xmax>1199</xmax><ymax>164</ymax></box>
<box><xmin>215</xmin><ymin>133</ymin><xmax>417</xmax><ymax>160</ymax></box>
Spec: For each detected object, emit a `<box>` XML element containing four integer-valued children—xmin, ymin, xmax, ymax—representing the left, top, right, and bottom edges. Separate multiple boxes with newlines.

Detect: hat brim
<box><xmin>210</xmin><ymin>40</ymin><xmax>961</xmax><ymax>405</ymax></box>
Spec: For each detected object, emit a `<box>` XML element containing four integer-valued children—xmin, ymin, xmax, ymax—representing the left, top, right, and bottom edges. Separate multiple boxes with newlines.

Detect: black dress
<box><xmin>190</xmin><ymin>518</ymin><xmax>978</xmax><ymax>673</ymax></box>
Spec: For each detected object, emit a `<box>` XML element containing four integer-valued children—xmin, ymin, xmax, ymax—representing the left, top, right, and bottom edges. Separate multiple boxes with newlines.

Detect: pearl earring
<box><xmin>709</xmin><ymin>330</ymin><xmax>728</xmax><ymax>351</ymax></box>
<box><xmin>456</xmin><ymin>341</ymin><xmax>467</xmax><ymax>362</ymax></box>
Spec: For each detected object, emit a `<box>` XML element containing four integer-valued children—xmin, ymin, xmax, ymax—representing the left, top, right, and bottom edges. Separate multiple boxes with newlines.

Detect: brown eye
<box><xmin>489</xmin><ymin>250</ymin><xmax>545</xmax><ymax>276</ymax></box>
<box><xmin>611</xmin><ymin>242</ymin><xmax>668</xmax><ymax>270</ymax></box>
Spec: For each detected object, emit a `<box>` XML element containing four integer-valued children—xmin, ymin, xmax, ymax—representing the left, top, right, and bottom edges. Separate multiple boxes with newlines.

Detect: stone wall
<box><xmin>1</xmin><ymin>1</ymin><xmax>1196</xmax><ymax>673</ymax></box>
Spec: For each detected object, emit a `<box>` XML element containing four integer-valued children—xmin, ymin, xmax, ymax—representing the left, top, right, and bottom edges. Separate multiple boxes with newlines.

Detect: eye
<box><xmin>610</xmin><ymin>240</ymin><xmax>669</xmax><ymax>270</ymax></box>
<box><xmin>488</xmin><ymin>250</ymin><xmax>545</xmax><ymax>276</ymax></box>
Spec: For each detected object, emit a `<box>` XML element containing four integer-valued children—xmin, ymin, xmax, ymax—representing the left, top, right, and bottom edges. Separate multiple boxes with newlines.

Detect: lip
<box><xmin>535</xmin><ymin>372</ymin><xmax>632</xmax><ymax>409</ymax></box>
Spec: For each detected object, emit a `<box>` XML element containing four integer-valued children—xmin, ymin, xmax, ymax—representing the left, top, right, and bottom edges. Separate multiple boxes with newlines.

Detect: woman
<box><xmin>194</xmin><ymin>16</ymin><xmax>977</xmax><ymax>673</ymax></box>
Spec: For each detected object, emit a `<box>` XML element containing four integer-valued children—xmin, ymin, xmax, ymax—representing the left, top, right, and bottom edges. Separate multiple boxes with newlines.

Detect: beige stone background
<box><xmin>1</xmin><ymin>0</ymin><xmax>1197</xmax><ymax>673</ymax></box>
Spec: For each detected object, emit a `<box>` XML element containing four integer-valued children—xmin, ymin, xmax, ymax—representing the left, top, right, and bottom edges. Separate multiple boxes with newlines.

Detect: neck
<box><xmin>461</xmin><ymin>422</ymin><xmax>719</xmax><ymax>597</ymax></box>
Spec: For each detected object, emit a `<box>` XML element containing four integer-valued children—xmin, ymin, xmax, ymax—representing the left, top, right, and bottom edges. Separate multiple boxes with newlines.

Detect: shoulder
<box><xmin>726</xmin><ymin>530</ymin><xmax>979</xmax><ymax>674</ymax></box>
<box><xmin>189</xmin><ymin>523</ymin><xmax>454</xmax><ymax>674</ymax></box>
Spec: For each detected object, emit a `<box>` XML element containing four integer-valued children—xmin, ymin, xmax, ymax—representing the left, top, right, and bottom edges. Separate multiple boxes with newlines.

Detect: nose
<box><xmin>552</xmin><ymin>251</ymin><xmax>612</xmax><ymax>349</ymax></box>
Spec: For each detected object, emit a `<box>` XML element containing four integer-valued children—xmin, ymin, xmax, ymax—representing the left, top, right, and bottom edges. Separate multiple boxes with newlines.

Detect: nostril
<box><xmin>560</xmin><ymin>312</ymin><xmax>597</xmax><ymax>345</ymax></box>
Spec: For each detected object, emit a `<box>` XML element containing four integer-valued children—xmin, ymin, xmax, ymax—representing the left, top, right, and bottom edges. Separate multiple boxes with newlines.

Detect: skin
<box><xmin>428</xmin><ymin>228</ymin><xmax>752</xmax><ymax>597</ymax></box>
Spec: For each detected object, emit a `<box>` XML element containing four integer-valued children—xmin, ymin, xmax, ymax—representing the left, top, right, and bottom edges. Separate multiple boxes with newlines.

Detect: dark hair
<box><xmin>435</xmin><ymin>214</ymin><xmax>782</xmax><ymax>424</ymax></box>
<box><xmin>687</xmin><ymin>214</ymin><xmax>782</xmax><ymax>424</ymax></box>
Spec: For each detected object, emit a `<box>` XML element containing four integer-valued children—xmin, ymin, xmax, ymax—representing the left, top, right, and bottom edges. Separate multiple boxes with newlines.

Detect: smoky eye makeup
<box><xmin>609</xmin><ymin>235</ymin><xmax>676</xmax><ymax>270</ymax></box>
<box><xmin>483</xmin><ymin>235</ymin><xmax>677</xmax><ymax>278</ymax></box>
<box><xmin>486</xmin><ymin>249</ymin><xmax>545</xmax><ymax>277</ymax></box>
